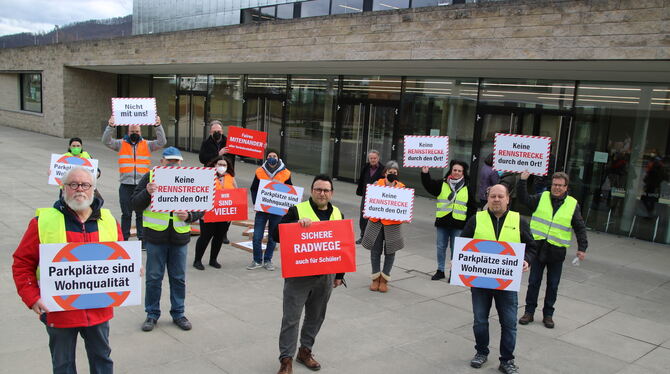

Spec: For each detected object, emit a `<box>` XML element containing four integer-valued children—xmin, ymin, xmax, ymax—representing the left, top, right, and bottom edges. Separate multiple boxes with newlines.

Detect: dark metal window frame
<box><xmin>19</xmin><ymin>72</ymin><xmax>42</xmax><ymax>113</ymax></box>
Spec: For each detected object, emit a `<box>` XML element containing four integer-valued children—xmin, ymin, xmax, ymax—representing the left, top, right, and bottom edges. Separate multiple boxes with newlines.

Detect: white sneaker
<box><xmin>246</xmin><ymin>261</ymin><xmax>263</xmax><ymax>270</ymax></box>
<box><xmin>263</xmin><ymin>261</ymin><xmax>275</xmax><ymax>271</ymax></box>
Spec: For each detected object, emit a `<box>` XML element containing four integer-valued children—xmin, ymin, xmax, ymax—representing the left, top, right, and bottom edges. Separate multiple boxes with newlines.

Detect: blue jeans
<box><xmin>471</xmin><ymin>287</ymin><xmax>518</xmax><ymax>362</ymax></box>
<box><xmin>524</xmin><ymin>256</ymin><xmax>563</xmax><ymax>317</ymax></box>
<box><xmin>46</xmin><ymin>321</ymin><xmax>112</xmax><ymax>374</ymax></box>
<box><xmin>436</xmin><ymin>226</ymin><xmax>461</xmax><ymax>272</ymax></box>
<box><xmin>253</xmin><ymin>211</ymin><xmax>282</xmax><ymax>263</ymax></box>
<box><xmin>119</xmin><ymin>183</ymin><xmax>143</xmax><ymax>241</ymax></box>
<box><xmin>145</xmin><ymin>241</ymin><xmax>187</xmax><ymax>320</ymax></box>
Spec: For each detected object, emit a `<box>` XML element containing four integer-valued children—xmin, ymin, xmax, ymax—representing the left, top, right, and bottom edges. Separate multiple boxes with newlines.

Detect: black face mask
<box><xmin>387</xmin><ymin>174</ymin><xmax>398</xmax><ymax>183</ymax></box>
<box><xmin>212</xmin><ymin>132</ymin><xmax>222</xmax><ymax>141</ymax></box>
<box><xmin>129</xmin><ymin>133</ymin><xmax>141</xmax><ymax>143</ymax></box>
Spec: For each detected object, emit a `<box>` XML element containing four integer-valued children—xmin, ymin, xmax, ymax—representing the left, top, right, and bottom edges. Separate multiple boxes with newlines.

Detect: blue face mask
<box><xmin>267</xmin><ymin>157</ymin><xmax>278</xmax><ymax>166</ymax></box>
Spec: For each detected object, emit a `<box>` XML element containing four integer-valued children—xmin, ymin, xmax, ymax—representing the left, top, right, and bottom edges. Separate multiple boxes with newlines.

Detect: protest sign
<box><xmin>203</xmin><ymin>188</ymin><xmax>248</xmax><ymax>222</ymax></box>
<box><xmin>226</xmin><ymin>126</ymin><xmax>267</xmax><ymax>159</ymax></box>
<box><xmin>150</xmin><ymin>166</ymin><xmax>215</xmax><ymax>212</ymax></box>
<box><xmin>39</xmin><ymin>241</ymin><xmax>142</xmax><ymax>312</ymax></box>
<box><xmin>279</xmin><ymin>220</ymin><xmax>356</xmax><ymax>278</ymax></box>
<box><xmin>111</xmin><ymin>98</ymin><xmax>157</xmax><ymax>126</ymax></box>
<box><xmin>493</xmin><ymin>133</ymin><xmax>551</xmax><ymax>176</ymax></box>
<box><xmin>254</xmin><ymin>180</ymin><xmax>304</xmax><ymax>216</ymax></box>
<box><xmin>48</xmin><ymin>153</ymin><xmax>98</xmax><ymax>186</ymax></box>
<box><xmin>403</xmin><ymin>135</ymin><xmax>449</xmax><ymax>168</ymax></box>
<box><xmin>449</xmin><ymin>237</ymin><xmax>526</xmax><ymax>292</ymax></box>
<box><xmin>363</xmin><ymin>184</ymin><xmax>414</xmax><ymax>222</ymax></box>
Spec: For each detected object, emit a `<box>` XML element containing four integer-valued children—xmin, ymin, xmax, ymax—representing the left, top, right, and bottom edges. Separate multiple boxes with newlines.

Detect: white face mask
<box><xmin>216</xmin><ymin>166</ymin><xmax>227</xmax><ymax>175</ymax></box>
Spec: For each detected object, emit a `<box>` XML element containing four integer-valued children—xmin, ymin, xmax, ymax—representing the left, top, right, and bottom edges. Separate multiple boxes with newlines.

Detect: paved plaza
<box><xmin>1</xmin><ymin>125</ymin><xmax>669</xmax><ymax>374</ymax></box>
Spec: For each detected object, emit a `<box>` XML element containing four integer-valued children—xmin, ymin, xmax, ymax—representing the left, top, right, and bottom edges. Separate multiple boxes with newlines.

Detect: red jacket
<box><xmin>12</xmin><ymin>198</ymin><xmax>123</xmax><ymax>328</ymax></box>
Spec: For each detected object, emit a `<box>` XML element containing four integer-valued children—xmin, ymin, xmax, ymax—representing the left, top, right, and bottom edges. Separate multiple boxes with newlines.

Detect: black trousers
<box><xmin>194</xmin><ymin>220</ymin><xmax>231</xmax><ymax>264</ymax></box>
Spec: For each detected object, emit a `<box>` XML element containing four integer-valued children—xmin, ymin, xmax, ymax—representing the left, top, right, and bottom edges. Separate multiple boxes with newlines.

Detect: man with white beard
<box><xmin>12</xmin><ymin>166</ymin><xmax>122</xmax><ymax>374</ymax></box>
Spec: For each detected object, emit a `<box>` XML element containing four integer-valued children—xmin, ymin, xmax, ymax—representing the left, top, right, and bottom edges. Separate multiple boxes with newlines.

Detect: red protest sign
<box><xmin>279</xmin><ymin>220</ymin><xmax>356</xmax><ymax>278</ymax></box>
<box><xmin>202</xmin><ymin>188</ymin><xmax>248</xmax><ymax>223</ymax></box>
<box><xmin>227</xmin><ymin>126</ymin><xmax>267</xmax><ymax>159</ymax></box>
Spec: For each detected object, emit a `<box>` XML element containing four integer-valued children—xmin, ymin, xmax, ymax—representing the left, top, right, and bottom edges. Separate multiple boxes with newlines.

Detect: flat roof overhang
<box><xmin>68</xmin><ymin>59</ymin><xmax>670</xmax><ymax>83</ymax></box>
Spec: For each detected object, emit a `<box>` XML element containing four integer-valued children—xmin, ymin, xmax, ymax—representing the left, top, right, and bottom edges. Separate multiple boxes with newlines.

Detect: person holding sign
<box><xmin>12</xmin><ymin>166</ymin><xmax>122</xmax><ymax>374</ymax></box>
<box><xmin>421</xmin><ymin>160</ymin><xmax>476</xmax><ymax>281</ymax></box>
<box><xmin>199</xmin><ymin>120</ymin><xmax>233</xmax><ymax>168</ymax></box>
<box><xmin>517</xmin><ymin>171</ymin><xmax>588</xmax><ymax>329</ymax></box>
<box><xmin>459</xmin><ymin>184</ymin><xmax>536</xmax><ymax>374</ymax></box>
<box><xmin>51</xmin><ymin>137</ymin><xmax>103</xmax><ymax>200</ymax></box>
<box><xmin>193</xmin><ymin>155</ymin><xmax>237</xmax><ymax>270</ymax></box>
<box><xmin>362</xmin><ymin>161</ymin><xmax>406</xmax><ymax>293</ymax></box>
<box><xmin>103</xmin><ymin>115</ymin><xmax>166</xmax><ymax>242</ymax></box>
<box><xmin>131</xmin><ymin>147</ymin><xmax>203</xmax><ymax>332</ymax></box>
<box><xmin>272</xmin><ymin>175</ymin><xmax>345</xmax><ymax>374</ymax></box>
<box><xmin>248</xmin><ymin>149</ymin><xmax>293</xmax><ymax>271</ymax></box>
<box><xmin>355</xmin><ymin>150</ymin><xmax>384</xmax><ymax>244</ymax></box>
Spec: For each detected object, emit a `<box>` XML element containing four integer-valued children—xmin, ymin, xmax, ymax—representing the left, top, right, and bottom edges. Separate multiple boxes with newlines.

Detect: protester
<box><xmin>103</xmin><ymin>116</ymin><xmax>166</xmax><ymax>241</ymax></box>
<box><xmin>199</xmin><ymin>120</ymin><xmax>233</xmax><ymax>167</ymax></box>
<box><xmin>421</xmin><ymin>160</ymin><xmax>476</xmax><ymax>280</ymax></box>
<box><xmin>362</xmin><ymin>161</ymin><xmax>406</xmax><ymax>293</ymax></box>
<box><xmin>272</xmin><ymin>174</ymin><xmax>345</xmax><ymax>374</ymax></box>
<box><xmin>517</xmin><ymin>171</ymin><xmax>588</xmax><ymax>329</ymax></box>
<box><xmin>193</xmin><ymin>155</ymin><xmax>237</xmax><ymax>270</ymax></box>
<box><xmin>13</xmin><ymin>166</ymin><xmax>122</xmax><ymax>374</ymax></box>
<box><xmin>478</xmin><ymin>153</ymin><xmax>499</xmax><ymax>209</ymax></box>
<box><xmin>131</xmin><ymin>147</ymin><xmax>202</xmax><ymax>332</ymax></box>
<box><xmin>355</xmin><ymin>150</ymin><xmax>384</xmax><ymax>244</ymax></box>
<box><xmin>248</xmin><ymin>149</ymin><xmax>292</xmax><ymax>271</ymax></box>
<box><xmin>460</xmin><ymin>184</ymin><xmax>536</xmax><ymax>374</ymax></box>
<box><xmin>64</xmin><ymin>137</ymin><xmax>92</xmax><ymax>159</ymax></box>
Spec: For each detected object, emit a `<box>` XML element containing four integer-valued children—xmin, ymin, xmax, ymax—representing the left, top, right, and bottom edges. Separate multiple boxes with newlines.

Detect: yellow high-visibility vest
<box><xmin>436</xmin><ymin>183</ymin><xmax>468</xmax><ymax>221</ymax></box>
<box><xmin>473</xmin><ymin>210</ymin><xmax>521</xmax><ymax>243</ymax></box>
<box><xmin>296</xmin><ymin>201</ymin><xmax>342</xmax><ymax>221</ymax></box>
<box><xmin>530</xmin><ymin>191</ymin><xmax>577</xmax><ymax>247</ymax></box>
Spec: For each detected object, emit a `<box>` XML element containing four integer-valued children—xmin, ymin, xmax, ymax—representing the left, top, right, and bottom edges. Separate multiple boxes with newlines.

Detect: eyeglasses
<box><xmin>65</xmin><ymin>182</ymin><xmax>93</xmax><ymax>191</ymax></box>
<box><xmin>312</xmin><ymin>188</ymin><xmax>332</xmax><ymax>194</ymax></box>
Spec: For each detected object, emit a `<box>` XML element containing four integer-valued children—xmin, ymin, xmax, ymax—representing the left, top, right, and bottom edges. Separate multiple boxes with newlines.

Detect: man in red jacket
<box><xmin>12</xmin><ymin>166</ymin><xmax>122</xmax><ymax>374</ymax></box>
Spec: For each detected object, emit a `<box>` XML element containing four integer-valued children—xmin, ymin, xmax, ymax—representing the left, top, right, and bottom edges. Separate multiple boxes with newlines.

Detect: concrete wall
<box><xmin>0</xmin><ymin>0</ymin><xmax>669</xmax><ymax>137</ymax></box>
<box><xmin>0</xmin><ymin>73</ymin><xmax>19</xmax><ymax>111</ymax></box>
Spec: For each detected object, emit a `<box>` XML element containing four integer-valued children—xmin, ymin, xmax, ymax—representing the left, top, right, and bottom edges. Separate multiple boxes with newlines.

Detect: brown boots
<box><xmin>296</xmin><ymin>346</ymin><xmax>321</xmax><ymax>371</ymax></box>
<box><xmin>277</xmin><ymin>357</ymin><xmax>292</xmax><ymax>374</ymax></box>
<box><xmin>370</xmin><ymin>273</ymin><xmax>390</xmax><ymax>292</ymax></box>
<box><xmin>370</xmin><ymin>273</ymin><xmax>381</xmax><ymax>291</ymax></box>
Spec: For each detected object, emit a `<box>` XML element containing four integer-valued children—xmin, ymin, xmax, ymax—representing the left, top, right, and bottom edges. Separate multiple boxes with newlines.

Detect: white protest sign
<box><xmin>254</xmin><ymin>179</ymin><xmax>304</xmax><ymax>216</ymax></box>
<box><xmin>363</xmin><ymin>184</ymin><xmax>415</xmax><ymax>222</ymax></box>
<box><xmin>111</xmin><ymin>97</ymin><xmax>157</xmax><ymax>126</ymax></box>
<box><xmin>403</xmin><ymin>135</ymin><xmax>449</xmax><ymax>168</ymax></box>
<box><xmin>48</xmin><ymin>153</ymin><xmax>98</xmax><ymax>186</ymax></box>
<box><xmin>150</xmin><ymin>166</ymin><xmax>215</xmax><ymax>212</ymax></box>
<box><xmin>493</xmin><ymin>133</ymin><xmax>551</xmax><ymax>176</ymax></box>
<box><xmin>39</xmin><ymin>241</ymin><xmax>142</xmax><ymax>312</ymax></box>
<box><xmin>450</xmin><ymin>237</ymin><xmax>526</xmax><ymax>292</ymax></box>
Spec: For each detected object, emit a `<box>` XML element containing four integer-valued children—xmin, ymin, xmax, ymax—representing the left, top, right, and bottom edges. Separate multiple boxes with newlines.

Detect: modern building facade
<box><xmin>1</xmin><ymin>0</ymin><xmax>669</xmax><ymax>244</ymax></box>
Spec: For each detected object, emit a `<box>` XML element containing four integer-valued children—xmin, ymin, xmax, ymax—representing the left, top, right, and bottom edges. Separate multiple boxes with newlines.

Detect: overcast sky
<box><xmin>0</xmin><ymin>0</ymin><xmax>133</xmax><ymax>36</ymax></box>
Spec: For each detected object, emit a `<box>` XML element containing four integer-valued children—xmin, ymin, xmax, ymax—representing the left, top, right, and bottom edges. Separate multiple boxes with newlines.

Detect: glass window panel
<box><xmin>480</xmin><ymin>78</ymin><xmax>575</xmax><ymax>111</ymax></box>
<box><xmin>373</xmin><ymin>0</ymin><xmax>409</xmax><ymax>11</ymax></box>
<box><xmin>411</xmin><ymin>0</ymin><xmax>440</xmax><ymax>7</ymax></box>
<box><xmin>569</xmin><ymin>82</ymin><xmax>670</xmax><ymax>244</ymax></box>
<box><xmin>341</xmin><ymin>76</ymin><xmax>401</xmax><ymax>101</ymax></box>
<box><xmin>246</xmin><ymin>75</ymin><xmax>287</xmax><ymax>96</ymax></box>
<box><xmin>260</xmin><ymin>5</ymin><xmax>276</xmax><ymax>20</ymax></box>
<box><xmin>399</xmin><ymin>77</ymin><xmax>478</xmax><ymax>195</ymax></box>
<box><xmin>153</xmin><ymin>75</ymin><xmax>177</xmax><ymax>147</ymax></box>
<box><xmin>301</xmin><ymin>0</ymin><xmax>330</xmax><ymax>17</ymax></box>
<box><xmin>331</xmin><ymin>0</ymin><xmax>364</xmax><ymax>14</ymax></box>
<box><xmin>276</xmin><ymin>3</ymin><xmax>294</xmax><ymax>19</ymax></box>
<box><xmin>285</xmin><ymin>76</ymin><xmax>338</xmax><ymax>175</ymax></box>
<box><xmin>20</xmin><ymin>73</ymin><xmax>41</xmax><ymax>113</ymax></box>
<box><xmin>209</xmin><ymin>75</ymin><xmax>244</xmax><ymax>137</ymax></box>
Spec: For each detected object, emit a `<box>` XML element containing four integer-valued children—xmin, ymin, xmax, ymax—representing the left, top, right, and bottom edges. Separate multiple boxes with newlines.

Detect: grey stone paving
<box><xmin>1</xmin><ymin>125</ymin><xmax>669</xmax><ymax>374</ymax></box>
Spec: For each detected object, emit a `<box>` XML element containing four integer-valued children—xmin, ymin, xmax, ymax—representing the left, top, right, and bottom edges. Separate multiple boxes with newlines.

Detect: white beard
<box><xmin>65</xmin><ymin>193</ymin><xmax>94</xmax><ymax>212</ymax></box>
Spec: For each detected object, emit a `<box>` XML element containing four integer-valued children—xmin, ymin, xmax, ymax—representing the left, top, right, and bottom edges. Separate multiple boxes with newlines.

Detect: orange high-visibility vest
<box><xmin>118</xmin><ymin>140</ymin><xmax>151</xmax><ymax>178</ymax></box>
<box><xmin>255</xmin><ymin>167</ymin><xmax>290</xmax><ymax>183</ymax></box>
<box><xmin>369</xmin><ymin>178</ymin><xmax>406</xmax><ymax>226</ymax></box>
<box><xmin>214</xmin><ymin>174</ymin><xmax>235</xmax><ymax>190</ymax></box>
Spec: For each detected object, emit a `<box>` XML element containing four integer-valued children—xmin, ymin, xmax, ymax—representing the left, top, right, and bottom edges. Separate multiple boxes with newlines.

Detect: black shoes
<box><xmin>193</xmin><ymin>260</ymin><xmax>205</xmax><ymax>270</ymax></box>
<box><xmin>173</xmin><ymin>317</ymin><xmax>192</xmax><ymax>331</ymax></box>
<box><xmin>498</xmin><ymin>360</ymin><xmax>519</xmax><ymax>374</ymax></box>
<box><xmin>222</xmin><ymin>237</ymin><xmax>230</xmax><ymax>244</ymax></box>
<box><xmin>141</xmin><ymin>317</ymin><xmax>157</xmax><ymax>332</ymax></box>
<box><xmin>470</xmin><ymin>353</ymin><xmax>488</xmax><ymax>368</ymax></box>
<box><xmin>209</xmin><ymin>260</ymin><xmax>222</xmax><ymax>269</ymax></box>
<box><xmin>431</xmin><ymin>270</ymin><xmax>445</xmax><ymax>280</ymax></box>
<box><xmin>355</xmin><ymin>238</ymin><xmax>363</xmax><ymax>245</ymax></box>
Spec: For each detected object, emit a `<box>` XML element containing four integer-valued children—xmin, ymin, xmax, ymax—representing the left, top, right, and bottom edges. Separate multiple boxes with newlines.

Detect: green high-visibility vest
<box><xmin>473</xmin><ymin>210</ymin><xmax>521</xmax><ymax>243</ymax></box>
<box><xmin>63</xmin><ymin>151</ymin><xmax>92</xmax><ymax>159</ymax></box>
<box><xmin>35</xmin><ymin>207</ymin><xmax>118</xmax><ymax>280</ymax></box>
<box><xmin>436</xmin><ymin>183</ymin><xmax>468</xmax><ymax>221</ymax></box>
<box><xmin>142</xmin><ymin>170</ymin><xmax>191</xmax><ymax>234</ymax></box>
<box><xmin>296</xmin><ymin>201</ymin><xmax>343</xmax><ymax>221</ymax></box>
<box><xmin>530</xmin><ymin>191</ymin><xmax>577</xmax><ymax>247</ymax></box>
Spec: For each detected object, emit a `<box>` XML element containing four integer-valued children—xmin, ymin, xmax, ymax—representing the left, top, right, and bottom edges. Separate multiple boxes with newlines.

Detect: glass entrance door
<box><xmin>334</xmin><ymin>101</ymin><xmax>397</xmax><ymax>182</ymax></box>
<box><xmin>176</xmin><ymin>94</ymin><xmax>206</xmax><ymax>152</ymax></box>
<box><xmin>246</xmin><ymin>95</ymin><xmax>284</xmax><ymax>156</ymax></box>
